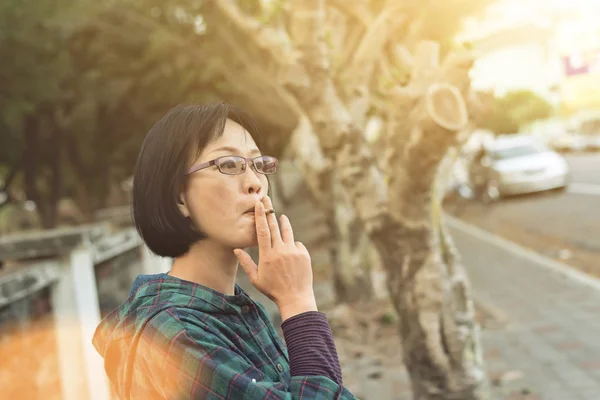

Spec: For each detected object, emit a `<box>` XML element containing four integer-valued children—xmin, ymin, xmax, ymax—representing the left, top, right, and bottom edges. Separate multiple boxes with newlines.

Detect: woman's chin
<box><xmin>230</xmin><ymin>231</ymin><xmax>258</xmax><ymax>249</ymax></box>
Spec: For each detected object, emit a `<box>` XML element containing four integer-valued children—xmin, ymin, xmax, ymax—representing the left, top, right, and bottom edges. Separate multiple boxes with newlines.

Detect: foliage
<box><xmin>1</xmin><ymin>0</ymin><xmax>496</xmax><ymax>396</ymax></box>
<box><xmin>0</xmin><ymin>0</ymin><xmax>231</xmax><ymax>226</ymax></box>
<box><xmin>1</xmin><ymin>0</ymin><xmax>496</xmax><ymax>228</ymax></box>
<box><xmin>480</xmin><ymin>90</ymin><xmax>555</xmax><ymax>135</ymax></box>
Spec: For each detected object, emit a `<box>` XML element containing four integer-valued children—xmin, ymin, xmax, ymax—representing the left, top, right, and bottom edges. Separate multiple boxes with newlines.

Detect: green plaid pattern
<box><xmin>93</xmin><ymin>274</ymin><xmax>356</xmax><ymax>399</ymax></box>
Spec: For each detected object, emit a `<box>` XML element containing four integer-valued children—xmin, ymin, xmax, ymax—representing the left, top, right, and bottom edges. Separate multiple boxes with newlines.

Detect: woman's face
<box><xmin>180</xmin><ymin>119</ymin><xmax>269</xmax><ymax>249</ymax></box>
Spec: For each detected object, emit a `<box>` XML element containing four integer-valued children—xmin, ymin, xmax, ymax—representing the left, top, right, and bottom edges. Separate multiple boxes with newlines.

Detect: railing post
<box><xmin>51</xmin><ymin>245</ymin><xmax>111</xmax><ymax>400</ymax></box>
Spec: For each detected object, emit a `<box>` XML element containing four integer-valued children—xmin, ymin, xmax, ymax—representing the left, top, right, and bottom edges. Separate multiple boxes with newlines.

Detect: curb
<box><xmin>446</xmin><ymin>215</ymin><xmax>600</xmax><ymax>293</ymax></box>
<box><xmin>568</xmin><ymin>182</ymin><xmax>600</xmax><ymax>196</ymax></box>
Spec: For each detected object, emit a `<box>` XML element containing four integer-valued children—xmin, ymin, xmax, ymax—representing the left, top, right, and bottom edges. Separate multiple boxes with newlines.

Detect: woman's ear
<box><xmin>177</xmin><ymin>193</ymin><xmax>190</xmax><ymax>218</ymax></box>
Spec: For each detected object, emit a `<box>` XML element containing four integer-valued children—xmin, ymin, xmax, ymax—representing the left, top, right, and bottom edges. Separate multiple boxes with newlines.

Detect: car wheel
<box><xmin>482</xmin><ymin>180</ymin><xmax>500</xmax><ymax>203</ymax></box>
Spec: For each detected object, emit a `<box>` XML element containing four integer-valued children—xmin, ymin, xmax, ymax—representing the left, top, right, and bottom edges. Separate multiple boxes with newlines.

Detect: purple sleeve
<box><xmin>280</xmin><ymin>311</ymin><xmax>343</xmax><ymax>385</ymax></box>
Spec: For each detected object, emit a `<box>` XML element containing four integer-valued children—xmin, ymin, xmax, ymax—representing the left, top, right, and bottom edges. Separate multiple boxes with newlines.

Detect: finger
<box><xmin>234</xmin><ymin>249</ymin><xmax>258</xmax><ymax>282</ymax></box>
<box><xmin>295</xmin><ymin>241</ymin><xmax>308</xmax><ymax>254</ymax></box>
<box><xmin>254</xmin><ymin>201</ymin><xmax>272</xmax><ymax>254</ymax></box>
<box><xmin>279</xmin><ymin>215</ymin><xmax>295</xmax><ymax>244</ymax></box>
<box><xmin>262</xmin><ymin>196</ymin><xmax>283</xmax><ymax>246</ymax></box>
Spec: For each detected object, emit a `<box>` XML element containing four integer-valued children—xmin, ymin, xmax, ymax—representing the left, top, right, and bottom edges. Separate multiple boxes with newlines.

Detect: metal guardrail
<box><xmin>0</xmin><ymin>261</ymin><xmax>61</xmax><ymax>308</ymax></box>
<box><xmin>94</xmin><ymin>205</ymin><xmax>131</xmax><ymax>219</ymax></box>
<box><xmin>0</xmin><ymin>223</ymin><xmax>109</xmax><ymax>261</ymax></box>
<box><xmin>92</xmin><ymin>228</ymin><xmax>142</xmax><ymax>264</ymax></box>
<box><xmin>94</xmin><ymin>205</ymin><xmax>133</xmax><ymax>226</ymax></box>
<box><xmin>0</xmin><ymin>219</ymin><xmax>145</xmax><ymax>310</ymax></box>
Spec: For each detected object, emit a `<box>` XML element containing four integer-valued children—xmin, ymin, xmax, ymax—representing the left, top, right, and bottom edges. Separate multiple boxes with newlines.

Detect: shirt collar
<box><xmin>135</xmin><ymin>273</ymin><xmax>254</xmax><ymax>311</ymax></box>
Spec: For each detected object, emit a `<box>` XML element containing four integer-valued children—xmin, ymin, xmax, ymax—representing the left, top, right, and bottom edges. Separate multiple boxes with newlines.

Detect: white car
<box><xmin>470</xmin><ymin>136</ymin><xmax>570</xmax><ymax>201</ymax></box>
<box><xmin>550</xmin><ymin>134</ymin><xmax>588</xmax><ymax>153</ymax></box>
<box><xmin>550</xmin><ymin>134</ymin><xmax>600</xmax><ymax>152</ymax></box>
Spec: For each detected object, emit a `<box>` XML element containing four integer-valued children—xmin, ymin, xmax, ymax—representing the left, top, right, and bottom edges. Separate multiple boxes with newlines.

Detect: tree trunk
<box><xmin>285</xmin><ymin>3</ymin><xmax>488</xmax><ymax>399</ymax></box>
<box><xmin>65</xmin><ymin>130</ymin><xmax>110</xmax><ymax>222</ymax></box>
<box><xmin>23</xmin><ymin>113</ymin><xmax>61</xmax><ymax>229</ymax></box>
<box><xmin>286</xmin><ymin>118</ymin><xmax>375</xmax><ymax>304</ymax></box>
<box><xmin>378</xmin><ymin>179</ymin><xmax>488</xmax><ymax>399</ymax></box>
<box><xmin>47</xmin><ymin>116</ymin><xmax>63</xmax><ymax>228</ymax></box>
<box><xmin>329</xmin><ymin>177</ymin><xmax>375</xmax><ymax>304</ymax></box>
<box><xmin>210</xmin><ymin>1</ymin><xmax>489</xmax><ymax>397</ymax></box>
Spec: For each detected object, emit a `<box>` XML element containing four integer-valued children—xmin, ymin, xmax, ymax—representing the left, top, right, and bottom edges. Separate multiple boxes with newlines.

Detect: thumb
<box><xmin>234</xmin><ymin>249</ymin><xmax>258</xmax><ymax>282</ymax></box>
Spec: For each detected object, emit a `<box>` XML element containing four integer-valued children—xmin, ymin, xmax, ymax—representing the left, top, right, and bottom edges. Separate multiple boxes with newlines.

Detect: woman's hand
<box><xmin>234</xmin><ymin>196</ymin><xmax>317</xmax><ymax>322</ymax></box>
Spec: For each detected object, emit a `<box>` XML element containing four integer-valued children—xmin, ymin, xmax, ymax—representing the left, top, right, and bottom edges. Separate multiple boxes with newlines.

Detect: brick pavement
<box><xmin>450</xmin><ymin>222</ymin><xmax>600</xmax><ymax>400</ymax></box>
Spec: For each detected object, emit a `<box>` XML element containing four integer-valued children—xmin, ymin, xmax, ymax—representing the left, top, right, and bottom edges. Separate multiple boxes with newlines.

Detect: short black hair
<box><xmin>132</xmin><ymin>102</ymin><xmax>264</xmax><ymax>258</ymax></box>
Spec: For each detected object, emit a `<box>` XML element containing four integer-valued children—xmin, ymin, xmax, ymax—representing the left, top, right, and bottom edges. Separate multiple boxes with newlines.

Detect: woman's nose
<box><xmin>243</xmin><ymin>167</ymin><xmax>263</xmax><ymax>195</ymax></box>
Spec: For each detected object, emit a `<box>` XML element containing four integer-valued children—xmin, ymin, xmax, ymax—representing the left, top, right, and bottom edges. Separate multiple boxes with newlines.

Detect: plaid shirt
<box><xmin>93</xmin><ymin>273</ymin><xmax>356</xmax><ymax>399</ymax></box>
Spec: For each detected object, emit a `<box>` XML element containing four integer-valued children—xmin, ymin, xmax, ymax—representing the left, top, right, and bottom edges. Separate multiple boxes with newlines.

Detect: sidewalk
<box><xmin>449</xmin><ymin>218</ymin><xmax>600</xmax><ymax>400</ymax></box>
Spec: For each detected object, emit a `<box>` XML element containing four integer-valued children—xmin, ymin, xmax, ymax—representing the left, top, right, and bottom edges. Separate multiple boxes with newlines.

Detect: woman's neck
<box><xmin>169</xmin><ymin>240</ymin><xmax>239</xmax><ymax>295</ymax></box>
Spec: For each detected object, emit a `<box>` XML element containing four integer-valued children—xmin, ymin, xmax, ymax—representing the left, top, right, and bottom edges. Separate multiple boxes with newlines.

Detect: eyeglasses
<box><xmin>185</xmin><ymin>155</ymin><xmax>279</xmax><ymax>176</ymax></box>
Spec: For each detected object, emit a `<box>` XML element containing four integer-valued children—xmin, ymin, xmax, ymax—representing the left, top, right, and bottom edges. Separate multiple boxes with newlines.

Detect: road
<box><xmin>567</xmin><ymin>153</ymin><xmax>600</xmax><ymax>195</ymax></box>
<box><xmin>448</xmin><ymin>152</ymin><xmax>600</xmax><ymax>275</ymax></box>
<box><xmin>566</xmin><ymin>153</ymin><xmax>600</xmax><ymax>186</ymax></box>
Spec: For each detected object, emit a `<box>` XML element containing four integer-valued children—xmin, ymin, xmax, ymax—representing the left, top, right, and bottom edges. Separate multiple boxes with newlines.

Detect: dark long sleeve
<box><xmin>281</xmin><ymin>311</ymin><xmax>343</xmax><ymax>385</ymax></box>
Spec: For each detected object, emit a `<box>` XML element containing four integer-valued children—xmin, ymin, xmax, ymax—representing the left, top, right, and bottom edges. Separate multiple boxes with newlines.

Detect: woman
<box><xmin>93</xmin><ymin>103</ymin><xmax>357</xmax><ymax>399</ymax></box>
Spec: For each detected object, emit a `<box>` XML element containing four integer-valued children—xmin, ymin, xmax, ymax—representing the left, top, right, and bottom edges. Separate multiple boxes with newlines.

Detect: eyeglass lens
<box><xmin>217</xmin><ymin>156</ymin><xmax>277</xmax><ymax>175</ymax></box>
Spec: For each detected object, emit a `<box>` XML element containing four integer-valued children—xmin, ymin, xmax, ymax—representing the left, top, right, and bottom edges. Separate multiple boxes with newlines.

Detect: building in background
<box><xmin>457</xmin><ymin>0</ymin><xmax>600</xmax><ymax>121</ymax></box>
<box><xmin>556</xmin><ymin>21</ymin><xmax>600</xmax><ymax>118</ymax></box>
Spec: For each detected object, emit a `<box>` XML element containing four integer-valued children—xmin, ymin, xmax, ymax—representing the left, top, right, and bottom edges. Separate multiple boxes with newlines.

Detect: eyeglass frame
<box><xmin>184</xmin><ymin>155</ymin><xmax>279</xmax><ymax>176</ymax></box>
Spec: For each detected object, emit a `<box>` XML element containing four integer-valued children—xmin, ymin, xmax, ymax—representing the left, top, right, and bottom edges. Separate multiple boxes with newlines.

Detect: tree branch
<box><xmin>288</xmin><ymin>0</ymin><xmax>330</xmax><ymax>81</ymax></box>
<box><xmin>377</xmin><ymin>41</ymin><xmax>474</xmax><ymax>223</ymax></box>
<box><xmin>345</xmin><ymin>3</ymin><xmax>407</xmax><ymax>75</ymax></box>
<box><xmin>285</xmin><ymin>1</ymin><xmax>389</xmax><ymax>230</ymax></box>
<box><xmin>327</xmin><ymin>0</ymin><xmax>373</xmax><ymax>27</ymax></box>
<box><xmin>331</xmin><ymin>20</ymin><xmax>364</xmax><ymax>75</ymax></box>
<box><xmin>208</xmin><ymin>1</ymin><xmax>311</xmax><ymax>90</ymax></box>
<box><xmin>335</xmin><ymin>2</ymin><xmax>408</xmax><ymax>126</ymax></box>
<box><xmin>286</xmin><ymin>117</ymin><xmax>332</xmax><ymax>204</ymax></box>
<box><xmin>212</xmin><ymin>0</ymin><xmax>300</xmax><ymax>68</ymax></box>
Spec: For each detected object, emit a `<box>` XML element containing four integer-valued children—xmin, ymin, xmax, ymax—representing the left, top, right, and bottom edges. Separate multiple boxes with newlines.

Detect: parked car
<box><xmin>469</xmin><ymin>135</ymin><xmax>570</xmax><ymax>202</ymax></box>
<box><xmin>585</xmin><ymin>135</ymin><xmax>600</xmax><ymax>151</ymax></box>
<box><xmin>549</xmin><ymin>134</ymin><xmax>588</xmax><ymax>153</ymax></box>
<box><xmin>550</xmin><ymin>133</ymin><xmax>600</xmax><ymax>153</ymax></box>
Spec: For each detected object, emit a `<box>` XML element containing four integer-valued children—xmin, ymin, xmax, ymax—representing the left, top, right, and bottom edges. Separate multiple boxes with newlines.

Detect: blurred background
<box><xmin>1</xmin><ymin>0</ymin><xmax>600</xmax><ymax>399</ymax></box>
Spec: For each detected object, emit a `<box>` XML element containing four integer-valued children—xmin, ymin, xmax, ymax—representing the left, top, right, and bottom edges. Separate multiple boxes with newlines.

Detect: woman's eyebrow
<box><xmin>210</xmin><ymin>146</ymin><xmax>261</xmax><ymax>156</ymax></box>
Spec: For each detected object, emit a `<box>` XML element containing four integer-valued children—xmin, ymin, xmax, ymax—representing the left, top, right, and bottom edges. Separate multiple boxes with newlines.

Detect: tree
<box><xmin>0</xmin><ymin>0</ymin><xmax>237</xmax><ymax>226</ymax></box>
<box><xmin>193</xmin><ymin>1</ymin><xmax>492</xmax><ymax>398</ymax></box>
<box><xmin>78</xmin><ymin>0</ymin><xmax>491</xmax><ymax>397</ymax></box>
<box><xmin>480</xmin><ymin>89</ymin><xmax>554</xmax><ymax>134</ymax></box>
<box><xmin>2</xmin><ymin>1</ymin><xmax>493</xmax><ymax>397</ymax></box>
<box><xmin>0</xmin><ymin>0</ymin><xmax>73</xmax><ymax>227</ymax></box>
